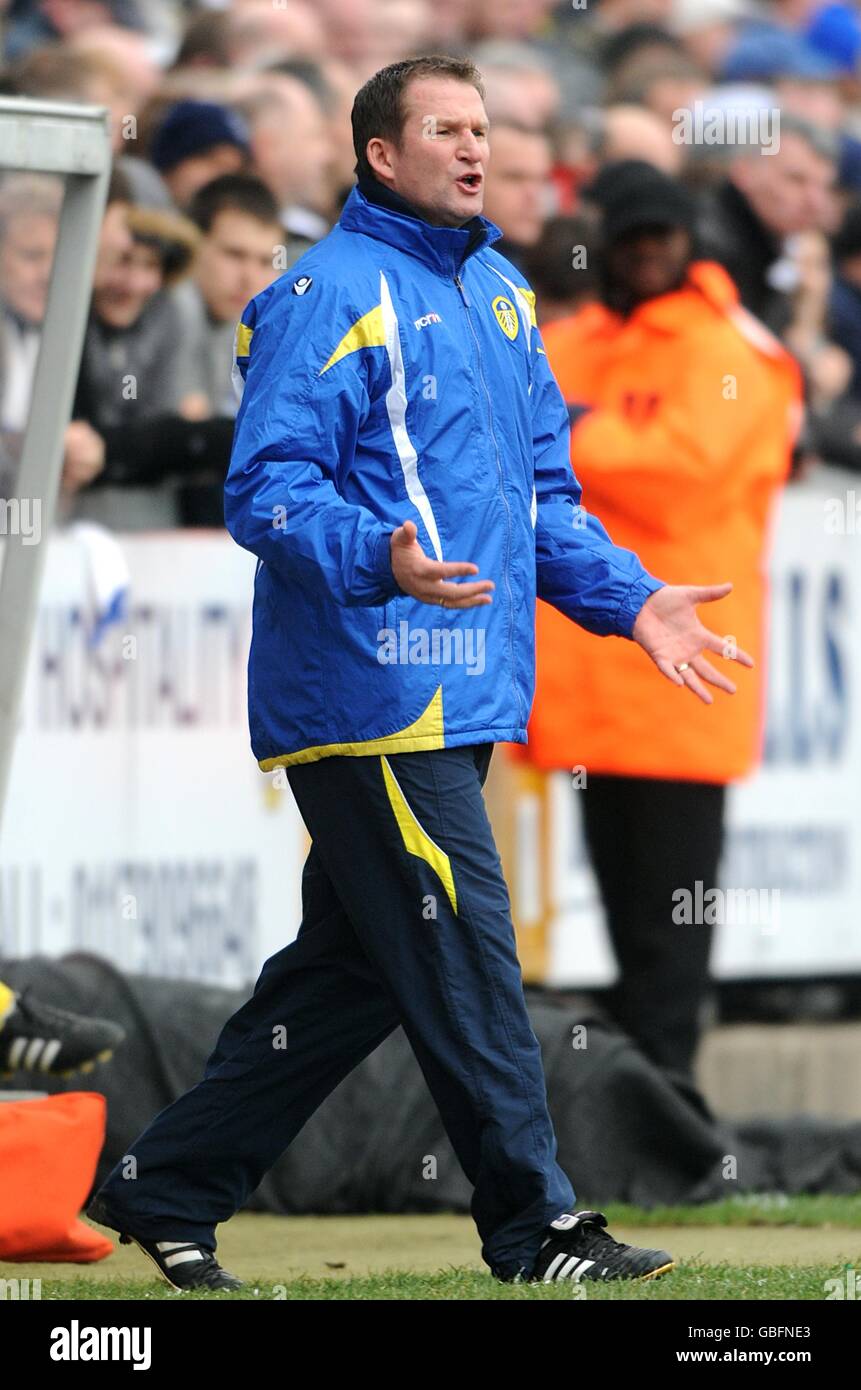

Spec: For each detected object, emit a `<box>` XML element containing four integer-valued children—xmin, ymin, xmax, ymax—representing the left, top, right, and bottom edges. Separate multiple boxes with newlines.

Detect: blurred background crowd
<box><xmin>3</xmin><ymin>0</ymin><xmax>861</xmax><ymax>528</ymax></box>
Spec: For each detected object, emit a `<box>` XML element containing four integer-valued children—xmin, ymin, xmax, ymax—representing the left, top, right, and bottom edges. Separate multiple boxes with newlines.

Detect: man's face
<box><xmin>481</xmin><ymin>126</ymin><xmax>552</xmax><ymax>247</ymax></box>
<box><xmin>92</xmin><ymin>204</ymin><xmax>164</xmax><ymax>329</ymax></box>
<box><xmin>733</xmin><ymin>133</ymin><xmax>837</xmax><ymax>238</ymax></box>
<box><xmin>604</xmin><ymin>225</ymin><xmax>691</xmax><ymax>302</ymax></box>
<box><xmin>0</xmin><ymin>212</ymin><xmax>58</xmax><ymax>325</ymax></box>
<box><xmin>368</xmin><ymin>76</ymin><xmax>489</xmax><ymax>227</ymax></box>
<box><xmin>195</xmin><ymin>208</ymin><xmax>282</xmax><ymax>322</ymax></box>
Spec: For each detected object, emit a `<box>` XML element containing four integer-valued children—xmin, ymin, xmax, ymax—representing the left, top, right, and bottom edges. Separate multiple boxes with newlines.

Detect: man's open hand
<box><xmin>390</xmin><ymin>520</ymin><xmax>494</xmax><ymax>609</ymax></box>
<box><xmin>632</xmin><ymin>582</ymin><xmax>754</xmax><ymax>704</ymax></box>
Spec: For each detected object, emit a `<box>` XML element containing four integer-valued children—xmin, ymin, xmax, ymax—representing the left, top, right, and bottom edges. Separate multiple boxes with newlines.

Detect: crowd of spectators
<box><xmin>3</xmin><ymin>0</ymin><xmax>861</xmax><ymax>526</ymax></box>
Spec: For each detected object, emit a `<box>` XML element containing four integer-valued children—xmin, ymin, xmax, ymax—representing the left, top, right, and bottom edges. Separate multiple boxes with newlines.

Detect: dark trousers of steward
<box><xmin>96</xmin><ymin>743</ymin><xmax>576</xmax><ymax>1280</ymax></box>
<box><xmin>581</xmin><ymin>775</ymin><xmax>727</xmax><ymax>1080</ymax></box>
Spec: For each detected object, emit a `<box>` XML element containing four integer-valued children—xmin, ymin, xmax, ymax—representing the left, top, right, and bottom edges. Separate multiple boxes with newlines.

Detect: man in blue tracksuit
<box><xmin>90</xmin><ymin>56</ymin><xmax>750</xmax><ymax>1290</ymax></box>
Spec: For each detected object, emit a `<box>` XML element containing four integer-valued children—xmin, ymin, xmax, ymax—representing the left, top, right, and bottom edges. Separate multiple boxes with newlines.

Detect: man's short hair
<box><xmin>351</xmin><ymin>55</ymin><xmax>486</xmax><ymax>181</ymax></box>
<box><xmin>187</xmin><ymin>174</ymin><xmax>282</xmax><ymax>235</ymax></box>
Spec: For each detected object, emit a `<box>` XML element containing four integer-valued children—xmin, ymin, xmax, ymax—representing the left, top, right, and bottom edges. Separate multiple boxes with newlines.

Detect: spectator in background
<box><xmin>222</xmin><ymin>0</ymin><xmax>326</xmax><ymax>68</ymax></box>
<box><xmin>465</xmin><ymin>0</ymin><xmax>558</xmax><ymax>43</ymax></box>
<box><xmin>1</xmin><ymin>0</ymin><xmax>145</xmax><ymax>62</ymax></box>
<box><xmin>697</xmin><ymin>113</ymin><xmax>849</xmax><ymax>469</ymax></box>
<box><xmin>783</xmin><ymin>226</ymin><xmax>852</xmax><ymax>414</ymax></box>
<box><xmin>364</xmin><ymin>0</ymin><xmax>434</xmax><ymax>70</ymax></box>
<box><xmin>519</xmin><ymin>213</ymin><xmax>600</xmax><ymax>322</ymax></box>
<box><xmin>803</xmin><ymin>200</ymin><xmax>861</xmax><ymax>470</ymax></box>
<box><xmin>149</xmin><ymin>100</ymin><xmax>252</xmax><ymax>211</ymax></box>
<box><xmin>597</xmin><ymin>103</ymin><xmax>686</xmax><ymax>174</ymax></box>
<box><xmin>65</xmin><ymin>20</ymin><xmax>160</xmax><ymax>110</ymax></box>
<box><xmin>722</xmin><ymin>28</ymin><xmax>849</xmax><ymax>151</ymax></box>
<box><xmin>830</xmin><ymin>201</ymin><xmax>861</xmax><ymax>399</ymax></box>
<box><xmin>681</xmin><ymin>83</ymin><xmax>776</xmax><ymax>191</ymax></box>
<box><xmin>670</xmin><ymin>0</ymin><xmax>756</xmax><ymax>77</ymax></box>
<box><xmin>319</xmin><ymin>58</ymin><xmax>369</xmax><ymax>208</ymax></box>
<box><xmin>608</xmin><ymin>46</ymin><xmax>708</xmax><ymax>122</ymax></box>
<box><xmin>261</xmin><ymin>58</ymin><xmax>357</xmax><ymax>219</ymax></box>
<box><xmin>524</xmin><ymin>161</ymin><xmax>802</xmax><ymax>1078</ymax></box>
<box><xmin>601</xmin><ymin>20</ymin><xmax>685</xmax><ymax>78</ymax></box>
<box><xmin>481</xmin><ymin>121</ymin><xmax>553</xmax><ymax>266</ymax></box>
<box><xmin>0</xmin><ymin>171</ymin><xmax>105</xmax><ymax>502</ymax></box>
<box><xmin>0</xmin><ymin>172</ymin><xmax>61</xmax><ymax>493</ymax></box>
<box><xmin>697</xmin><ymin>113</ymin><xmax>838</xmax><ymax>335</ymax></box>
<box><xmin>549</xmin><ymin>102</ymin><xmax>684</xmax><ymax>216</ymax></box>
<box><xmin>720</xmin><ymin>13</ymin><xmax>842</xmax><ymax>88</ymax></box>
<box><xmin>313</xmin><ymin>0</ymin><xmax>377</xmax><ymax>68</ymax></box>
<box><xmin>172</xmin><ymin>173</ymin><xmax>285</xmax><ymax>526</ymax></box>
<box><xmin>170</xmin><ymin>8</ymin><xmax>232</xmax><ymax>71</ymax></box>
<box><xmin>67</xmin><ymin>185</ymin><xmax>200</xmax><ymax>530</ymax></box>
<box><xmin>243</xmin><ymin>76</ymin><xmax>335</xmax><ymax>245</ymax></box>
<box><xmin>553</xmin><ymin>102</ymin><xmax>687</xmax><ymax>209</ymax></box>
<box><xmin>474</xmin><ymin>43</ymin><xmax>562</xmax><ymax>128</ymax></box>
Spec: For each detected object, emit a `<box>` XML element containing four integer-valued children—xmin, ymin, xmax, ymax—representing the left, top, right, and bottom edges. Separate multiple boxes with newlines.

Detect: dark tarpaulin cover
<box><xmin>2</xmin><ymin>953</ymin><xmax>860</xmax><ymax>1210</ymax></box>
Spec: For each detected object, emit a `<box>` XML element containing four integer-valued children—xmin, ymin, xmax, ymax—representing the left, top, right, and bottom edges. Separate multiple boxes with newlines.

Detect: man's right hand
<box><xmin>390</xmin><ymin>520</ymin><xmax>494</xmax><ymax>609</ymax></box>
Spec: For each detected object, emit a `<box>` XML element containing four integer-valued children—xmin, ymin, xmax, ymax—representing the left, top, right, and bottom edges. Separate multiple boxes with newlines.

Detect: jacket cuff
<box><xmin>615</xmin><ymin>573</ymin><xmax>665</xmax><ymax>638</ymax></box>
<box><xmin>370</xmin><ymin>527</ymin><xmax>406</xmax><ymax>600</ymax></box>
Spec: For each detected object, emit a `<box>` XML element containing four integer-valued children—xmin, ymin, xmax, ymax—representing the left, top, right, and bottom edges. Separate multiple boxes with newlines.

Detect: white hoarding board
<box><xmin>0</xmin><ymin>532</ymin><xmax>304</xmax><ymax>987</ymax></box>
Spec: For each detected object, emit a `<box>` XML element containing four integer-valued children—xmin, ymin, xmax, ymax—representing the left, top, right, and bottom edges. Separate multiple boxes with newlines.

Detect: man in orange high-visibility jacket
<box><xmin>527</xmin><ymin>161</ymin><xmax>802</xmax><ymax>1078</ymax></box>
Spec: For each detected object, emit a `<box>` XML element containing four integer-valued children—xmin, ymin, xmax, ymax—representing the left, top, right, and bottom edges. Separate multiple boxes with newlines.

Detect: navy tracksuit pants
<box><xmin>95</xmin><ymin>744</ymin><xmax>575</xmax><ymax>1279</ymax></box>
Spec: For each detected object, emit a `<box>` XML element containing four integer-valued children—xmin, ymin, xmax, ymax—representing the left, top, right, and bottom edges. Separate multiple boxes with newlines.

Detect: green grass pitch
<box><xmin>3</xmin><ymin>1195</ymin><xmax>861</xmax><ymax>1299</ymax></box>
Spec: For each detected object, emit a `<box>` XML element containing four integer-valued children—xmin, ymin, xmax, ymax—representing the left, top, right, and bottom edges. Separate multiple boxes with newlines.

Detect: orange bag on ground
<box><xmin>0</xmin><ymin>1092</ymin><xmax>113</xmax><ymax>1262</ymax></box>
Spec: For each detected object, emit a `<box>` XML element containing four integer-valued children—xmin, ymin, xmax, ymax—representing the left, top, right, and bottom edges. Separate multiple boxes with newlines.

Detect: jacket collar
<box><xmin>339</xmin><ymin>176</ymin><xmax>502</xmax><ymax>278</ymax></box>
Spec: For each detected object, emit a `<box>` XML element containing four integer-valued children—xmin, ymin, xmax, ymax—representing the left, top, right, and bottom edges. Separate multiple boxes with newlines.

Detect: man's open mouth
<box><xmin>456</xmin><ymin>173</ymin><xmax>483</xmax><ymax>192</ymax></box>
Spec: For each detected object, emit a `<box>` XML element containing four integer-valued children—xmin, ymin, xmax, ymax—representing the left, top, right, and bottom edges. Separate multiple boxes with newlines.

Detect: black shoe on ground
<box><xmin>522</xmin><ymin>1209</ymin><xmax>675</xmax><ymax>1284</ymax></box>
<box><xmin>87</xmin><ymin>1195</ymin><xmax>243</xmax><ymax>1292</ymax></box>
<box><xmin>0</xmin><ymin>988</ymin><xmax>125</xmax><ymax>1078</ymax></box>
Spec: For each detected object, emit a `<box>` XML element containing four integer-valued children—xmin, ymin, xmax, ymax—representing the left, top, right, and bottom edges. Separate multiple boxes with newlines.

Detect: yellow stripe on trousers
<box><xmin>380</xmin><ymin>755</ymin><xmax>458</xmax><ymax>916</ymax></box>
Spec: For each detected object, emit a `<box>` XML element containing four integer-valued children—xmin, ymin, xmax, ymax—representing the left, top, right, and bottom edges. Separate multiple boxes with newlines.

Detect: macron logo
<box><xmin>414</xmin><ymin>312</ymin><xmax>442</xmax><ymax>330</ymax></box>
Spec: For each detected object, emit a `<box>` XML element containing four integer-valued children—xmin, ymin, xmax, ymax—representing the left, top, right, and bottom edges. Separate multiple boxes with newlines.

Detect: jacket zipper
<box><xmin>454</xmin><ymin>270</ymin><xmax>524</xmax><ymax>727</ymax></box>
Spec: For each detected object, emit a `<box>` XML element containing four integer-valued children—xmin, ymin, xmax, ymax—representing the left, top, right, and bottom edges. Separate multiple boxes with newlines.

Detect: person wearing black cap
<box><xmin>583</xmin><ymin>158</ymin><xmax>700</xmax><ymax>313</ymax></box>
<box><xmin>526</xmin><ymin>160</ymin><xmax>803</xmax><ymax>1079</ymax></box>
<box><xmin>149</xmin><ymin>101</ymin><xmax>252</xmax><ymax>212</ymax></box>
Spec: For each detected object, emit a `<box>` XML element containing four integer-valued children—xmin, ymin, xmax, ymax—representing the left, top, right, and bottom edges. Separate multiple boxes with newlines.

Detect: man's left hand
<box><xmin>631</xmin><ymin>582</ymin><xmax>753</xmax><ymax>704</ymax></box>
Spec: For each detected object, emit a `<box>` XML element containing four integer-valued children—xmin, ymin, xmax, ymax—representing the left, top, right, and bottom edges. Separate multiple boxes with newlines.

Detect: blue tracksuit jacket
<box><xmin>225</xmin><ymin>183</ymin><xmax>664</xmax><ymax>769</ymax></box>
